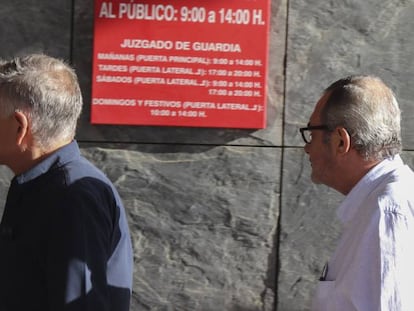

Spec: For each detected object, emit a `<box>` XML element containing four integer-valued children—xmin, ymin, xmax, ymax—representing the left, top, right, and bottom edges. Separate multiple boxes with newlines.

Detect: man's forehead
<box><xmin>310</xmin><ymin>91</ymin><xmax>330</xmax><ymax>122</ymax></box>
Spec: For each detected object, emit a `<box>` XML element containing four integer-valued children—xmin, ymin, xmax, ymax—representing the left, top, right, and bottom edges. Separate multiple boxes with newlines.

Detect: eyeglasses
<box><xmin>299</xmin><ymin>125</ymin><xmax>330</xmax><ymax>144</ymax></box>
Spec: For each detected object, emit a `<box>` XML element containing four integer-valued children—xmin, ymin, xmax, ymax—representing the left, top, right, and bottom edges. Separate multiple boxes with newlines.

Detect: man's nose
<box><xmin>304</xmin><ymin>142</ymin><xmax>310</xmax><ymax>154</ymax></box>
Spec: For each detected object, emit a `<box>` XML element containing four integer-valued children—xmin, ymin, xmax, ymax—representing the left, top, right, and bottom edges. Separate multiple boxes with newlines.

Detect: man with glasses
<box><xmin>301</xmin><ymin>75</ymin><xmax>414</xmax><ymax>311</ymax></box>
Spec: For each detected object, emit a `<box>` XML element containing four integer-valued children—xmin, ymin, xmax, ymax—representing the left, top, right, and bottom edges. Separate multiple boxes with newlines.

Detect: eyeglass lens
<box><xmin>302</xmin><ymin>130</ymin><xmax>312</xmax><ymax>143</ymax></box>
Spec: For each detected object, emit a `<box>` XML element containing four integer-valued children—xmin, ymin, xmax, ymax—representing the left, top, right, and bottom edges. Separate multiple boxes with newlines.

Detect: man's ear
<box><xmin>333</xmin><ymin>127</ymin><xmax>351</xmax><ymax>155</ymax></box>
<box><xmin>13</xmin><ymin>110</ymin><xmax>29</xmax><ymax>146</ymax></box>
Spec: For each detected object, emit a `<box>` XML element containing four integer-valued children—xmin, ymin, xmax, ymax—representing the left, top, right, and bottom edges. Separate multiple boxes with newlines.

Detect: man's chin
<box><xmin>311</xmin><ymin>174</ymin><xmax>322</xmax><ymax>184</ymax></box>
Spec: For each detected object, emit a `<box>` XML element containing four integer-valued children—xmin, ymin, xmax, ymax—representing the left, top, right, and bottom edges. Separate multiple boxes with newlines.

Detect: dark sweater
<box><xmin>0</xmin><ymin>141</ymin><xmax>133</xmax><ymax>311</ymax></box>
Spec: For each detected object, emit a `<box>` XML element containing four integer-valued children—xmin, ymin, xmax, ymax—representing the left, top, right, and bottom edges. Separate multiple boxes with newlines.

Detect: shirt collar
<box><xmin>14</xmin><ymin>140</ymin><xmax>80</xmax><ymax>185</ymax></box>
<box><xmin>337</xmin><ymin>155</ymin><xmax>405</xmax><ymax>224</ymax></box>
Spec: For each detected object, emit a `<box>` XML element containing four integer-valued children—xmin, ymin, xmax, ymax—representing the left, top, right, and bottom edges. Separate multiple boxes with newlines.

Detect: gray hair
<box><xmin>0</xmin><ymin>54</ymin><xmax>82</xmax><ymax>150</ymax></box>
<box><xmin>321</xmin><ymin>75</ymin><xmax>401</xmax><ymax>161</ymax></box>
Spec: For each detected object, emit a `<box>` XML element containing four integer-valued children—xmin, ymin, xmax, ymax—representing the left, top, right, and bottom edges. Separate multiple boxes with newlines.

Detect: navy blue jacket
<box><xmin>0</xmin><ymin>141</ymin><xmax>133</xmax><ymax>311</ymax></box>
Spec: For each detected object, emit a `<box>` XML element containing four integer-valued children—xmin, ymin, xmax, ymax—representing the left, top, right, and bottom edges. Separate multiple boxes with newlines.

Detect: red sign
<box><xmin>91</xmin><ymin>0</ymin><xmax>270</xmax><ymax>128</ymax></box>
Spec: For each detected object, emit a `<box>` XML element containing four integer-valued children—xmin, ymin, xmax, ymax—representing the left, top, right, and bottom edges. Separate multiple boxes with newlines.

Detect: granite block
<box><xmin>80</xmin><ymin>143</ymin><xmax>281</xmax><ymax>311</ymax></box>
<box><xmin>284</xmin><ymin>0</ymin><xmax>414</xmax><ymax>149</ymax></box>
<box><xmin>0</xmin><ymin>167</ymin><xmax>13</xmax><ymax>218</ymax></box>
<box><xmin>278</xmin><ymin>147</ymin><xmax>342</xmax><ymax>311</ymax></box>
<box><xmin>0</xmin><ymin>0</ymin><xmax>71</xmax><ymax>59</ymax></box>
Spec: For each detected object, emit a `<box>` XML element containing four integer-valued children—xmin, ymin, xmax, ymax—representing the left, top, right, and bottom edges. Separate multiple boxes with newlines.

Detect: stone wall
<box><xmin>0</xmin><ymin>0</ymin><xmax>413</xmax><ymax>310</ymax></box>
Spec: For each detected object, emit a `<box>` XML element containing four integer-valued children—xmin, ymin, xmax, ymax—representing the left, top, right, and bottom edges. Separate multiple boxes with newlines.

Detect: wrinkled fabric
<box><xmin>312</xmin><ymin>155</ymin><xmax>414</xmax><ymax>311</ymax></box>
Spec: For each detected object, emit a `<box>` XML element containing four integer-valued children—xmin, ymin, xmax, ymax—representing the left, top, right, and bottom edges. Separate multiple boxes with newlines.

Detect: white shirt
<box><xmin>312</xmin><ymin>155</ymin><xmax>414</xmax><ymax>311</ymax></box>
